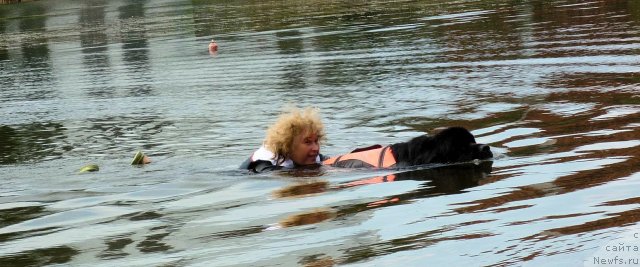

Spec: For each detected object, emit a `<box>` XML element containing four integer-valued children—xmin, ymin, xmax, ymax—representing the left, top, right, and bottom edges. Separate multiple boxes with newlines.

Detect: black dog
<box><xmin>324</xmin><ymin>127</ymin><xmax>492</xmax><ymax>168</ymax></box>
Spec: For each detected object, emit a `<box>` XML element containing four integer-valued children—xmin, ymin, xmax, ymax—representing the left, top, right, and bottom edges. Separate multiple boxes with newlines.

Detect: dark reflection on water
<box><xmin>0</xmin><ymin>246</ymin><xmax>78</xmax><ymax>267</ymax></box>
<box><xmin>119</xmin><ymin>0</ymin><xmax>153</xmax><ymax>97</ymax></box>
<box><xmin>0</xmin><ymin>205</ymin><xmax>47</xmax><ymax>232</ymax></box>
<box><xmin>0</xmin><ymin>123</ymin><xmax>66</xmax><ymax>163</ymax></box>
<box><xmin>98</xmin><ymin>236</ymin><xmax>133</xmax><ymax>260</ymax></box>
<box><xmin>79</xmin><ymin>1</ymin><xmax>113</xmax><ymax>99</ymax></box>
<box><xmin>0</xmin><ymin>0</ymin><xmax>639</xmax><ymax>266</ymax></box>
<box><xmin>18</xmin><ymin>4</ymin><xmax>55</xmax><ymax>102</ymax></box>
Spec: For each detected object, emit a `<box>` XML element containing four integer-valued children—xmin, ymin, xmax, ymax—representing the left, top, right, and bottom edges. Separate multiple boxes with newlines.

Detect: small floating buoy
<box><xmin>79</xmin><ymin>164</ymin><xmax>100</xmax><ymax>173</ymax></box>
<box><xmin>131</xmin><ymin>151</ymin><xmax>151</xmax><ymax>165</ymax></box>
<box><xmin>208</xmin><ymin>39</ymin><xmax>218</xmax><ymax>54</ymax></box>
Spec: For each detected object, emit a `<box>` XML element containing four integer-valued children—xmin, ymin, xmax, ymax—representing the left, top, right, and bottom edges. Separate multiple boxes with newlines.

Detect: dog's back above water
<box><xmin>323</xmin><ymin>127</ymin><xmax>492</xmax><ymax>168</ymax></box>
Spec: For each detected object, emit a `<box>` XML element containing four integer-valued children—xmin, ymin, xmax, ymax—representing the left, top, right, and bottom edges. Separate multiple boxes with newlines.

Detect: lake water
<box><xmin>1</xmin><ymin>0</ymin><xmax>640</xmax><ymax>266</ymax></box>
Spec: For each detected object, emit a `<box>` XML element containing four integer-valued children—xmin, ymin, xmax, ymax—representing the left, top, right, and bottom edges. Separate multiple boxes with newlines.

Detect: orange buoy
<box><xmin>208</xmin><ymin>39</ymin><xmax>218</xmax><ymax>53</ymax></box>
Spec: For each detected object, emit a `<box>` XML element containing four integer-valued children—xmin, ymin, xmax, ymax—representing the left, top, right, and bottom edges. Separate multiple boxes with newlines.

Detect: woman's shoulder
<box><xmin>240</xmin><ymin>145</ymin><xmax>296</xmax><ymax>172</ymax></box>
<box><xmin>239</xmin><ymin>146</ymin><xmax>275</xmax><ymax>172</ymax></box>
<box><xmin>252</xmin><ymin>146</ymin><xmax>276</xmax><ymax>162</ymax></box>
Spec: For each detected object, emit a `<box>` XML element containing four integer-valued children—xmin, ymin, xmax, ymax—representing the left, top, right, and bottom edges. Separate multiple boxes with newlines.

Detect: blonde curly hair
<box><xmin>264</xmin><ymin>106</ymin><xmax>326</xmax><ymax>165</ymax></box>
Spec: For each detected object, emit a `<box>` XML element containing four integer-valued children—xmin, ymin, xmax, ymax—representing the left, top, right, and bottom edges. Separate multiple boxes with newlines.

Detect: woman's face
<box><xmin>290</xmin><ymin>130</ymin><xmax>320</xmax><ymax>166</ymax></box>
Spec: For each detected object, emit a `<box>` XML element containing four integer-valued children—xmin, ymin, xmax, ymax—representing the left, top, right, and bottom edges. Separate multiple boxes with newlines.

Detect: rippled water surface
<box><xmin>1</xmin><ymin>0</ymin><xmax>640</xmax><ymax>266</ymax></box>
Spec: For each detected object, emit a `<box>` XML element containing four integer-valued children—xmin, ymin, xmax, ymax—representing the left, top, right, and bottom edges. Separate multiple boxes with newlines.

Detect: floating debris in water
<box><xmin>131</xmin><ymin>151</ymin><xmax>151</xmax><ymax>165</ymax></box>
<box><xmin>209</xmin><ymin>39</ymin><xmax>218</xmax><ymax>53</ymax></box>
<box><xmin>78</xmin><ymin>164</ymin><xmax>99</xmax><ymax>173</ymax></box>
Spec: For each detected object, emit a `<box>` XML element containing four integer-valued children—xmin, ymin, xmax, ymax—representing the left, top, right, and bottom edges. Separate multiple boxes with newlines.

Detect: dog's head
<box><xmin>404</xmin><ymin>127</ymin><xmax>492</xmax><ymax>165</ymax></box>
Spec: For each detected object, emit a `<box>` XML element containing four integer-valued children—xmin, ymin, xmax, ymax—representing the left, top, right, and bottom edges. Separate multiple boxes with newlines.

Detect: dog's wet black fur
<box><xmin>390</xmin><ymin>127</ymin><xmax>492</xmax><ymax>167</ymax></box>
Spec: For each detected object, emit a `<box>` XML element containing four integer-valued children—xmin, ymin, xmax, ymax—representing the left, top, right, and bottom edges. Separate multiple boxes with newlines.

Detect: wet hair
<box><xmin>390</xmin><ymin>127</ymin><xmax>492</xmax><ymax>167</ymax></box>
<box><xmin>264</xmin><ymin>106</ymin><xmax>325</xmax><ymax>165</ymax></box>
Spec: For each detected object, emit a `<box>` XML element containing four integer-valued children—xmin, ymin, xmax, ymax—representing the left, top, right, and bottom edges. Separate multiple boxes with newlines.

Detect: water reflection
<box><xmin>99</xmin><ymin>237</ymin><xmax>133</xmax><ymax>260</ymax></box>
<box><xmin>0</xmin><ymin>123</ymin><xmax>66</xmax><ymax>164</ymax></box>
<box><xmin>136</xmin><ymin>231</ymin><xmax>172</xmax><ymax>253</ymax></box>
<box><xmin>79</xmin><ymin>0</ymin><xmax>113</xmax><ymax>98</ymax></box>
<box><xmin>271</xmin><ymin>162</ymin><xmax>492</xmax><ymax>231</ymax></box>
<box><xmin>332</xmin><ymin>163</ymin><xmax>492</xmax><ymax>219</ymax></box>
<box><xmin>273</xmin><ymin>180</ymin><xmax>328</xmax><ymax>198</ymax></box>
<box><xmin>277</xmin><ymin>30</ymin><xmax>308</xmax><ymax>92</ymax></box>
<box><xmin>299</xmin><ymin>255</ymin><xmax>335</xmax><ymax>267</ymax></box>
<box><xmin>67</xmin><ymin>115</ymin><xmax>173</xmax><ymax>156</ymax></box>
<box><xmin>118</xmin><ymin>0</ymin><xmax>153</xmax><ymax>97</ymax></box>
<box><xmin>1</xmin><ymin>0</ymin><xmax>640</xmax><ymax>266</ymax></box>
<box><xmin>18</xmin><ymin>4</ymin><xmax>54</xmax><ymax>101</ymax></box>
<box><xmin>0</xmin><ymin>7</ymin><xmax>9</xmax><ymax>62</ymax></box>
<box><xmin>190</xmin><ymin>0</ymin><xmax>234</xmax><ymax>38</ymax></box>
<box><xmin>0</xmin><ymin>204</ymin><xmax>48</xmax><ymax>241</ymax></box>
<box><xmin>279</xmin><ymin>208</ymin><xmax>336</xmax><ymax>228</ymax></box>
<box><xmin>0</xmin><ymin>246</ymin><xmax>78</xmax><ymax>267</ymax></box>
